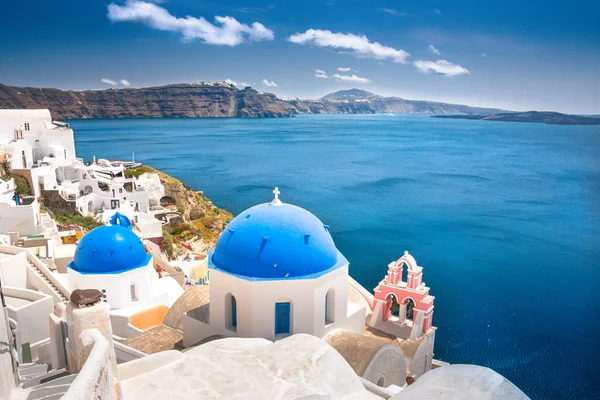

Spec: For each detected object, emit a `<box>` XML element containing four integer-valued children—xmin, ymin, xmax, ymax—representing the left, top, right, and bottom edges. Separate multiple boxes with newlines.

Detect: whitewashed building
<box><xmin>0</xmin><ymin>109</ymin><xmax>162</xmax><ymax>241</ymax></box>
<box><xmin>183</xmin><ymin>189</ymin><xmax>367</xmax><ymax>346</ymax></box>
<box><xmin>66</xmin><ymin>221</ymin><xmax>183</xmax><ymax>337</ymax></box>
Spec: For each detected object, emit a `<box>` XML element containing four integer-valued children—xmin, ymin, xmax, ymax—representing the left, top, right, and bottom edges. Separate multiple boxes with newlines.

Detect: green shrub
<box><xmin>54</xmin><ymin>211</ymin><xmax>102</xmax><ymax>231</ymax></box>
<box><xmin>13</xmin><ymin>174</ymin><xmax>32</xmax><ymax>196</ymax></box>
<box><xmin>162</xmin><ymin>231</ymin><xmax>175</xmax><ymax>259</ymax></box>
<box><xmin>124</xmin><ymin>165</ymin><xmax>156</xmax><ymax>179</ymax></box>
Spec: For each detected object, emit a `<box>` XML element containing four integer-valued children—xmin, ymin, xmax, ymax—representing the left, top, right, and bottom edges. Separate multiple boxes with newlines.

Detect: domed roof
<box><xmin>210</xmin><ymin>200</ymin><xmax>348</xmax><ymax>280</ymax></box>
<box><xmin>68</xmin><ymin>225</ymin><xmax>151</xmax><ymax>274</ymax></box>
<box><xmin>109</xmin><ymin>212</ymin><xmax>132</xmax><ymax>229</ymax></box>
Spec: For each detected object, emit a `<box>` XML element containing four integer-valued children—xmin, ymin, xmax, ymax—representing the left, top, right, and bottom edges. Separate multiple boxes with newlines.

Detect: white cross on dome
<box><xmin>272</xmin><ymin>187</ymin><xmax>282</xmax><ymax>206</ymax></box>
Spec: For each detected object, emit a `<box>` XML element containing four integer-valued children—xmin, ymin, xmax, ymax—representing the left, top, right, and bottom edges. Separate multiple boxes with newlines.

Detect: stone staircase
<box><xmin>18</xmin><ymin>363</ymin><xmax>78</xmax><ymax>400</ymax></box>
<box><xmin>26</xmin><ymin>260</ymin><xmax>68</xmax><ymax>303</ymax></box>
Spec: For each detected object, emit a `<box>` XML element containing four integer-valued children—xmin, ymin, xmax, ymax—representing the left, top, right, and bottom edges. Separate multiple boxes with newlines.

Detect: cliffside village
<box><xmin>0</xmin><ymin>109</ymin><xmax>529</xmax><ymax>399</ymax></box>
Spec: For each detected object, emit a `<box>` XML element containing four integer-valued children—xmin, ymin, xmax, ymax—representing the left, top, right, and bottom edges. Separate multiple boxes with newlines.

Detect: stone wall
<box><xmin>41</xmin><ymin>189</ymin><xmax>77</xmax><ymax>214</ymax></box>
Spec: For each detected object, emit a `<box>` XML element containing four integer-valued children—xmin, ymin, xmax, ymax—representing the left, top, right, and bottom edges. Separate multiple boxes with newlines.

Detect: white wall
<box><xmin>0</xmin><ymin>251</ymin><xmax>28</xmax><ymax>288</ymax></box>
<box><xmin>30</xmin><ymin>165</ymin><xmax>58</xmax><ymax>197</ymax></box>
<box><xmin>4</xmin><ymin>287</ymin><xmax>54</xmax><ymax>361</ymax></box>
<box><xmin>183</xmin><ymin>266</ymin><xmax>366</xmax><ymax>346</ymax></box>
<box><xmin>0</xmin><ymin>199</ymin><xmax>39</xmax><ymax>236</ymax></box>
<box><xmin>0</xmin><ymin>305</ymin><xmax>17</xmax><ymax>399</ymax></box>
<box><xmin>68</xmin><ymin>263</ymin><xmax>153</xmax><ymax>310</ymax></box>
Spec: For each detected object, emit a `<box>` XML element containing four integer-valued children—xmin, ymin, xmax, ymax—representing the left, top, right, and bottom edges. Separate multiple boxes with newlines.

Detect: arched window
<box><xmin>225</xmin><ymin>293</ymin><xmax>237</xmax><ymax>332</ymax></box>
<box><xmin>404</xmin><ymin>298</ymin><xmax>415</xmax><ymax>321</ymax></box>
<box><xmin>389</xmin><ymin>294</ymin><xmax>400</xmax><ymax>317</ymax></box>
<box><xmin>401</xmin><ymin>262</ymin><xmax>409</xmax><ymax>283</ymax></box>
<box><xmin>325</xmin><ymin>288</ymin><xmax>335</xmax><ymax>324</ymax></box>
<box><xmin>377</xmin><ymin>377</ymin><xmax>385</xmax><ymax>387</ymax></box>
<box><xmin>275</xmin><ymin>300</ymin><xmax>292</xmax><ymax>335</ymax></box>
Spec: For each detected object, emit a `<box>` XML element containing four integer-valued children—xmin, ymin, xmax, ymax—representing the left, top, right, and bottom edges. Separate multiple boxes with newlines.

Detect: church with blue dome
<box><xmin>67</xmin><ymin>213</ymin><xmax>183</xmax><ymax>315</ymax></box>
<box><xmin>183</xmin><ymin>188</ymin><xmax>367</xmax><ymax>345</ymax></box>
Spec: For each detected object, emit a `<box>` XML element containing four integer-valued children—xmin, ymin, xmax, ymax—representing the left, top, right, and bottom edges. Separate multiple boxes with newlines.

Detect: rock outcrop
<box><xmin>127</xmin><ymin>165</ymin><xmax>232</xmax><ymax>247</ymax></box>
<box><xmin>0</xmin><ymin>83</ymin><xmax>296</xmax><ymax>120</ymax></box>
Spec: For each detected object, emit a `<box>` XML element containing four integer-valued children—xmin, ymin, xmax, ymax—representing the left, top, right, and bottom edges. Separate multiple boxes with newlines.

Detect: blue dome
<box><xmin>68</xmin><ymin>225</ymin><xmax>151</xmax><ymax>274</ymax></box>
<box><xmin>210</xmin><ymin>202</ymin><xmax>348</xmax><ymax>280</ymax></box>
<box><xmin>109</xmin><ymin>212</ymin><xmax>132</xmax><ymax>229</ymax></box>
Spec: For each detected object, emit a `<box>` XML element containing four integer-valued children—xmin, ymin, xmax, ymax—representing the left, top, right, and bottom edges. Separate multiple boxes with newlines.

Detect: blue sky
<box><xmin>1</xmin><ymin>0</ymin><xmax>599</xmax><ymax>113</ymax></box>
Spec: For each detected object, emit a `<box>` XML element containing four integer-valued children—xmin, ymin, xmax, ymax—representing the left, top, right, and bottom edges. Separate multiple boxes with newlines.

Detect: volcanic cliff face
<box><xmin>0</xmin><ymin>83</ymin><xmax>509</xmax><ymax>119</ymax></box>
<box><xmin>0</xmin><ymin>83</ymin><xmax>297</xmax><ymax>120</ymax></box>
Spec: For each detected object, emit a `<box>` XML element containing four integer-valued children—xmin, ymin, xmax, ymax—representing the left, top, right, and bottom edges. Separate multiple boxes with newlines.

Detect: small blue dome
<box><xmin>110</xmin><ymin>212</ymin><xmax>132</xmax><ymax>229</ymax></box>
<box><xmin>68</xmin><ymin>225</ymin><xmax>151</xmax><ymax>274</ymax></box>
<box><xmin>211</xmin><ymin>202</ymin><xmax>348</xmax><ymax>280</ymax></box>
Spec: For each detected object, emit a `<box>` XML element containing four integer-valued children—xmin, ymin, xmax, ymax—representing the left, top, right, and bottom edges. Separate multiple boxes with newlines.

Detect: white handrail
<box><xmin>62</xmin><ymin>330</ymin><xmax>119</xmax><ymax>400</ymax></box>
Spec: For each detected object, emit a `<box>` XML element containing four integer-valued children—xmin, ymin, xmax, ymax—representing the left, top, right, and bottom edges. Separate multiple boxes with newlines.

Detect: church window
<box><xmin>64</xmin><ymin>149</ymin><xmax>67</xmax><ymax>158</ymax></box>
<box><xmin>130</xmin><ymin>283</ymin><xmax>138</xmax><ymax>301</ymax></box>
<box><xmin>325</xmin><ymin>288</ymin><xmax>335</xmax><ymax>324</ymax></box>
<box><xmin>231</xmin><ymin>296</ymin><xmax>237</xmax><ymax>328</ymax></box>
<box><xmin>275</xmin><ymin>302</ymin><xmax>291</xmax><ymax>335</ymax></box>
<box><xmin>225</xmin><ymin>293</ymin><xmax>237</xmax><ymax>331</ymax></box>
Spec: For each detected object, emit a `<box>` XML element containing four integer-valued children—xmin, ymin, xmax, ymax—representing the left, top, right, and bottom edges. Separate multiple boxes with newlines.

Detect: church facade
<box><xmin>183</xmin><ymin>189</ymin><xmax>367</xmax><ymax>346</ymax></box>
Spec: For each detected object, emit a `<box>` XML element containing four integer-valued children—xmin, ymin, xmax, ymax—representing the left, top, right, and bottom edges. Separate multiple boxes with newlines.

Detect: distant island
<box><xmin>432</xmin><ymin>111</ymin><xmax>600</xmax><ymax>126</ymax></box>
<box><xmin>1</xmin><ymin>83</ymin><xmax>507</xmax><ymax>120</ymax></box>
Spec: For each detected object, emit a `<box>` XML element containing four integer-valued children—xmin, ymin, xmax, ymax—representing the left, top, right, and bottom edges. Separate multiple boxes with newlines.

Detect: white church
<box><xmin>183</xmin><ymin>188</ymin><xmax>367</xmax><ymax>345</ymax></box>
<box><xmin>179</xmin><ymin>188</ymin><xmax>437</xmax><ymax>387</ymax></box>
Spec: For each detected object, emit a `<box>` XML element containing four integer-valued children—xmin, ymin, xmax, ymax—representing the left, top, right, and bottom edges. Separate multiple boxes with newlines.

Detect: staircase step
<box><xmin>22</xmin><ymin>369</ymin><xmax>69</xmax><ymax>389</ymax></box>
<box><xmin>27</xmin><ymin>373</ymin><xmax>76</xmax><ymax>390</ymax></box>
<box><xmin>20</xmin><ymin>372</ymin><xmax>49</xmax><ymax>383</ymax></box>
<box><xmin>38</xmin><ymin>394</ymin><xmax>65</xmax><ymax>400</ymax></box>
<box><xmin>18</xmin><ymin>364</ymin><xmax>49</xmax><ymax>378</ymax></box>
<box><xmin>26</xmin><ymin>384</ymin><xmax>71</xmax><ymax>400</ymax></box>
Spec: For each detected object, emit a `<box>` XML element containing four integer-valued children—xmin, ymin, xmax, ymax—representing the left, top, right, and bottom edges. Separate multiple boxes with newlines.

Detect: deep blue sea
<box><xmin>69</xmin><ymin>114</ymin><xmax>600</xmax><ymax>400</ymax></box>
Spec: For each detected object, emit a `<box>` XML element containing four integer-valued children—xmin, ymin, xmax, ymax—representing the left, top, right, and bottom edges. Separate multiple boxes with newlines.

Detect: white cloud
<box><xmin>107</xmin><ymin>0</ymin><xmax>274</xmax><ymax>46</ymax></box>
<box><xmin>428</xmin><ymin>45</ymin><xmax>440</xmax><ymax>56</ymax></box>
<box><xmin>262</xmin><ymin>79</ymin><xmax>278</xmax><ymax>87</ymax></box>
<box><xmin>315</xmin><ymin>69</ymin><xmax>328</xmax><ymax>79</ymax></box>
<box><xmin>101</xmin><ymin>78</ymin><xmax>117</xmax><ymax>86</ymax></box>
<box><xmin>332</xmin><ymin>73</ymin><xmax>371</xmax><ymax>83</ymax></box>
<box><xmin>337</xmin><ymin>67</ymin><xmax>351</xmax><ymax>71</ymax></box>
<box><xmin>413</xmin><ymin>60</ymin><xmax>470</xmax><ymax>76</ymax></box>
<box><xmin>481</xmin><ymin>53</ymin><xmax>488</xmax><ymax>57</ymax></box>
<box><xmin>120</xmin><ymin>79</ymin><xmax>131</xmax><ymax>86</ymax></box>
<box><xmin>288</xmin><ymin>29</ymin><xmax>410</xmax><ymax>64</ymax></box>
<box><xmin>377</xmin><ymin>8</ymin><xmax>407</xmax><ymax>17</ymax></box>
<box><xmin>434</xmin><ymin>8</ymin><xmax>442</xmax><ymax>15</ymax></box>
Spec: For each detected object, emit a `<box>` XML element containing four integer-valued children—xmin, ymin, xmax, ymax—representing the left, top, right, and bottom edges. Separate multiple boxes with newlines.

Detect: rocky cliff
<box><xmin>0</xmin><ymin>83</ymin><xmax>296</xmax><ymax>119</ymax></box>
<box><xmin>0</xmin><ymin>83</ymin><xmax>509</xmax><ymax>118</ymax></box>
<box><xmin>126</xmin><ymin>165</ymin><xmax>232</xmax><ymax>257</ymax></box>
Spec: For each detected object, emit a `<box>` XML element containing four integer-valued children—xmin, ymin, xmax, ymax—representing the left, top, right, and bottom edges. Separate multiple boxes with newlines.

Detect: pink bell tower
<box><xmin>368</xmin><ymin>251</ymin><xmax>435</xmax><ymax>340</ymax></box>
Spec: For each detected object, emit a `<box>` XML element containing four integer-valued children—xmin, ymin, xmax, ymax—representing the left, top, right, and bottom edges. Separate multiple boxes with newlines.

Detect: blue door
<box><xmin>275</xmin><ymin>302</ymin><xmax>291</xmax><ymax>335</ymax></box>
